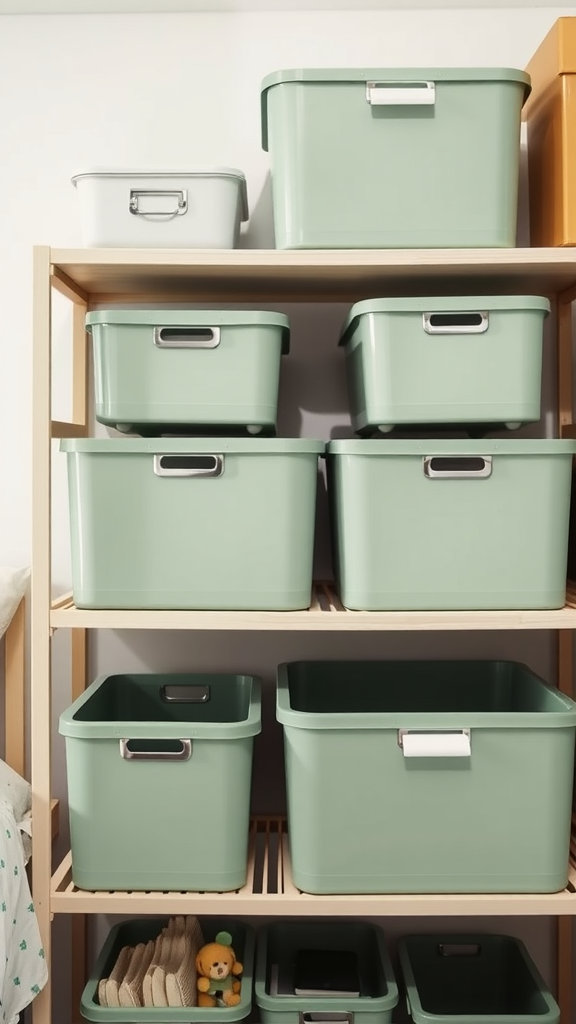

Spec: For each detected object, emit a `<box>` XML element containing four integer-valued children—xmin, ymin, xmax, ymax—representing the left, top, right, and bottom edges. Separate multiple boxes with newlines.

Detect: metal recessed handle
<box><xmin>366</xmin><ymin>80</ymin><xmax>435</xmax><ymax>105</ymax></box>
<box><xmin>423</xmin><ymin>456</ymin><xmax>492</xmax><ymax>479</ymax></box>
<box><xmin>398</xmin><ymin>730</ymin><xmax>471</xmax><ymax>758</ymax></box>
<box><xmin>153</xmin><ymin>454</ymin><xmax>223</xmax><ymax>478</ymax></box>
<box><xmin>300</xmin><ymin>1015</ymin><xmax>354</xmax><ymax>1024</ymax></box>
<box><xmin>154</xmin><ymin>326</ymin><xmax>221</xmax><ymax>349</ymax></box>
<box><xmin>129</xmin><ymin>188</ymin><xmax>188</xmax><ymax>218</ymax></box>
<box><xmin>161</xmin><ymin>685</ymin><xmax>210</xmax><ymax>703</ymax></box>
<box><xmin>423</xmin><ymin>311</ymin><xmax>489</xmax><ymax>335</ymax></box>
<box><xmin>120</xmin><ymin>739</ymin><xmax>192</xmax><ymax>762</ymax></box>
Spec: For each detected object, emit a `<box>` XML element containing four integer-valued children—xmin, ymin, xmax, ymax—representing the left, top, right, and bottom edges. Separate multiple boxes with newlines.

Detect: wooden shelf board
<box><xmin>48</xmin><ymin>247</ymin><xmax>576</xmax><ymax>303</ymax></box>
<box><xmin>50</xmin><ymin>583</ymin><xmax>576</xmax><ymax>631</ymax></box>
<box><xmin>51</xmin><ymin>819</ymin><xmax>576</xmax><ymax>917</ymax></box>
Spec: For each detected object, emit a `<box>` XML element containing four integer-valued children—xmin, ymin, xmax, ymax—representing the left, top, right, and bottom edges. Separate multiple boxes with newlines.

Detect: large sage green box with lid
<box><xmin>88</xmin><ymin>309</ymin><xmax>290</xmax><ymax>436</ymax></box>
<box><xmin>398</xmin><ymin>934</ymin><xmax>559</xmax><ymax>1024</ymax></box>
<box><xmin>339</xmin><ymin>296</ymin><xmax>549</xmax><ymax>435</ymax></box>
<box><xmin>261</xmin><ymin>68</ymin><xmax>530</xmax><ymax>248</ymax></box>
<box><xmin>59</xmin><ymin>673</ymin><xmax>261</xmax><ymax>891</ymax></box>
<box><xmin>276</xmin><ymin>660</ymin><xmax>576</xmax><ymax>894</ymax></box>
<box><xmin>327</xmin><ymin>439</ymin><xmax>576</xmax><ymax>610</ymax></box>
<box><xmin>60</xmin><ymin>438</ymin><xmax>323</xmax><ymax>610</ymax></box>
<box><xmin>255</xmin><ymin>921</ymin><xmax>399</xmax><ymax>1024</ymax></box>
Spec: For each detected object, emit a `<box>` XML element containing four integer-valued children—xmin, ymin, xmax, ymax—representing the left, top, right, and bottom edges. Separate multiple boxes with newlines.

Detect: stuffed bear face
<box><xmin>196</xmin><ymin>944</ymin><xmax>236</xmax><ymax>981</ymax></box>
<box><xmin>207</xmin><ymin>956</ymin><xmax>233</xmax><ymax>981</ymax></box>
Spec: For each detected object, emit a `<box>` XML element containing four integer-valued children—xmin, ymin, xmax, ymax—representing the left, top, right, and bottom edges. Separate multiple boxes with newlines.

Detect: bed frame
<box><xmin>4</xmin><ymin>597</ymin><xmax>25</xmax><ymax>776</ymax></box>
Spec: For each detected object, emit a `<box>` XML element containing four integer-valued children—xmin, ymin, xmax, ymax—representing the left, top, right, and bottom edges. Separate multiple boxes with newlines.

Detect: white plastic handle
<box><xmin>398</xmin><ymin>730</ymin><xmax>471</xmax><ymax>758</ymax></box>
<box><xmin>366</xmin><ymin>81</ymin><xmax>435</xmax><ymax>106</ymax></box>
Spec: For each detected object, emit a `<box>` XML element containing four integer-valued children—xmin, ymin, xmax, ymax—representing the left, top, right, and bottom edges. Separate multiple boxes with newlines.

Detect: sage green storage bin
<box><xmin>255</xmin><ymin>921</ymin><xmax>399</xmax><ymax>1024</ymax></box>
<box><xmin>80</xmin><ymin>917</ymin><xmax>255</xmax><ymax>1021</ymax></box>
<box><xmin>261</xmin><ymin>68</ymin><xmax>530</xmax><ymax>249</ymax></box>
<box><xmin>276</xmin><ymin>660</ymin><xmax>576</xmax><ymax>894</ymax></box>
<box><xmin>60</xmin><ymin>437</ymin><xmax>324</xmax><ymax>610</ymax></box>
<box><xmin>340</xmin><ymin>296</ymin><xmax>549</xmax><ymax>434</ymax></box>
<box><xmin>88</xmin><ymin>309</ymin><xmax>290</xmax><ymax>435</ymax></box>
<box><xmin>398</xmin><ymin>934</ymin><xmax>559</xmax><ymax>1024</ymax></box>
<box><xmin>327</xmin><ymin>440</ymin><xmax>576</xmax><ymax>610</ymax></box>
<box><xmin>59</xmin><ymin>673</ymin><xmax>261</xmax><ymax>891</ymax></box>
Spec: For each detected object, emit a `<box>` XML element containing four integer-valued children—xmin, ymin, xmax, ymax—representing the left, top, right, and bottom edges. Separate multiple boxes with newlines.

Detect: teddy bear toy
<box><xmin>196</xmin><ymin>930</ymin><xmax>243</xmax><ymax>1008</ymax></box>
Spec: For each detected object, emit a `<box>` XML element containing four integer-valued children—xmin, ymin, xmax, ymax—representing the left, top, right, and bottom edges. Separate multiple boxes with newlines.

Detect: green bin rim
<box><xmin>260</xmin><ymin>67</ymin><xmax>531</xmax><ymax>150</ymax></box>
<box><xmin>276</xmin><ymin>661</ymin><xmax>576</xmax><ymax>731</ymax></box>
<box><xmin>59</xmin><ymin>673</ymin><xmax>262</xmax><ymax>740</ymax></box>
<box><xmin>71</xmin><ymin>168</ymin><xmax>249</xmax><ymax>222</ymax></box>
<box><xmin>80</xmin><ymin>917</ymin><xmax>256</xmax><ymax>1023</ymax></box>
<box><xmin>397</xmin><ymin>933</ymin><xmax>560</xmax><ymax>1024</ymax></box>
<box><xmin>326</xmin><ymin>440</ymin><xmax>576</xmax><ymax>456</ymax></box>
<box><xmin>254</xmin><ymin>920</ymin><xmax>399</xmax><ymax>1012</ymax></box>
<box><xmin>60</xmin><ymin>438</ymin><xmax>326</xmax><ymax>455</ymax></box>
<box><xmin>86</xmin><ymin>309</ymin><xmax>290</xmax><ymax>355</ymax></box>
<box><xmin>339</xmin><ymin>295</ymin><xmax>551</xmax><ymax>346</ymax></box>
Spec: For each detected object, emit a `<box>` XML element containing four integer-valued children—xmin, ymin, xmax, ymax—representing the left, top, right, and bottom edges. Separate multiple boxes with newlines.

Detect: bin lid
<box><xmin>71</xmin><ymin>168</ymin><xmax>249</xmax><ymax>222</ymax></box>
<box><xmin>339</xmin><ymin>295</ymin><xmax>551</xmax><ymax>346</ymax></box>
<box><xmin>261</xmin><ymin>67</ymin><xmax>531</xmax><ymax>150</ymax></box>
<box><xmin>327</xmin><ymin>439</ymin><xmax>576</xmax><ymax>456</ymax></box>
<box><xmin>86</xmin><ymin>309</ymin><xmax>290</xmax><ymax>354</ymax></box>
<box><xmin>60</xmin><ymin>437</ymin><xmax>325</xmax><ymax>454</ymax></box>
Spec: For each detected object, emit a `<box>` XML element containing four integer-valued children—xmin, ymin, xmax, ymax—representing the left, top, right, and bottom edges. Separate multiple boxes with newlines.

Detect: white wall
<box><xmin>1</xmin><ymin>7</ymin><xmax>575</xmax><ymax>1023</ymax></box>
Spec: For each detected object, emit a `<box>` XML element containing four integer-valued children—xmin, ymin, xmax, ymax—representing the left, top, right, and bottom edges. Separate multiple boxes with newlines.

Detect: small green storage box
<box><xmin>255</xmin><ymin>921</ymin><xmax>399</xmax><ymax>1024</ymax></box>
<box><xmin>339</xmin><ymin>296</ymin><xmax>549</xmax><ymax>434</ymax></box>
<box><xmin>327</xmin><ymin>439</ymin><xmax>576</xmax><ymax>610</ymax></box>
<box><xmin>261</xmin><ymin>68</ymin><xmax>530</xmax><ymax>249</ymax></box>
<box><xmin>60</xmin><ymin>437</ymin><xmax>324</xmax><ymax>610</ymax></box>
<box><xmin>277</xmin><ymin>660</ymin><xmax>576</xmax><ymax>894</ymax></box>
<box><xmin>59</xmin><ymin>674</ymin><xmax>261</xmax><ymax>891</ymax></box>
<box><xmin>398</xmin><ymin>934</ymin><xmax>559</xmax><ymax>1024</ymax></box>
<box><xmin>88</xmin><ymin>309</ymin><xmax>290</xmax><ymax>435</ymax></box>
<box><xmin>80</xmin><ymin>917</ymin><xmax>255</xmax><ymax>1021</ymax></box>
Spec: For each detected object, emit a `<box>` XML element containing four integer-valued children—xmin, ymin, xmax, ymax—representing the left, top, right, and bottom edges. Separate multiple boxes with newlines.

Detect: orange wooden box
<box><xmin>525</xmin><ymin>17</ymin><xmax>576</xmax><ymax>246</ymax></box>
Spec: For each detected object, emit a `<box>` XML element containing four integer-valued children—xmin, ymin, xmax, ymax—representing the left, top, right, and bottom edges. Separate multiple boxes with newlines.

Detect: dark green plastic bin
<box><xmin>255</xmin><ymin>921</ymin><xmax>398</xmax><ymax>1024</ymax></box>
<box><xmin>398</xmin><ymin>935</ymin><xmax>559</xmax><ymax>1024</ymax></box>
<box><xmin>80</xmin><ymin>917</ymin><xmax>255</xmax><ymax>1022</ymax></box>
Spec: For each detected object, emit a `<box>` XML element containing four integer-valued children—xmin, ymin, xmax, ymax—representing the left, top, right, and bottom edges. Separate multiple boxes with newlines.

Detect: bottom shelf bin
<box><xmin>80</xmin><ymin>917</ymin><xmax>255</xmax><ymax>1022</ymax></box>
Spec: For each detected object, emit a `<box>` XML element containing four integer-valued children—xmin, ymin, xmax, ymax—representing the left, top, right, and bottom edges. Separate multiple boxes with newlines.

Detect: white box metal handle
<box><xmin>120</xmin><ymin>738</ymin><xmax>192</xmax><ymax>762</ymax></box>
<box><xmin>366</xmin><ymin>81</ymin><xmax>435</xmax><ymax>106</ymax></box>
<box><xmin>154</xmin><ymin>326</ymin><xmax>221</xmax><ymax>349</ymax></box>
<box><xmin>423</xmin><ymin>311</ymin><xmax>489</xmax><ymax>335</ymax></box>
<box><xmin>398</xmin><ymin>730</ymin><xmax>471</xmax><ymax>757</ymax></box>
<box><xmin>153</xmin><ymin>454</ymin><xmax>224</xmax><ymax>478</ymax></box>
<box><xmin>423</xmin><ymin>456</ymin><xmax>492</xmax><ymax>480</ymax></box>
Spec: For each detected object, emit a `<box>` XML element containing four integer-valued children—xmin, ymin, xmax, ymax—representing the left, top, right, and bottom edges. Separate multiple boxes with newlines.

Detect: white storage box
<box><xmin>71</xmin><ymin>169</ymin><xmax>248</xmax><ymax>248</ymax></box>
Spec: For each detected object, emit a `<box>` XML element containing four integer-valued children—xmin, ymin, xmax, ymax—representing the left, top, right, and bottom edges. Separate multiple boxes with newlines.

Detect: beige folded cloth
<box><xmin>166</xmin><ymin>915</ymin><xmax>205</xmax><ymax>1007</ymax></box>
<box><xmin>104</xmin><ymin>944</ymin><xmax>134</xmax><ymax>1007</ymax></box>
<box><xmin>142</xmin><ymin>929</ymin><xmax>167</xmax><ymax>1007</ymax></box>
<box><xmin>118</xmin><ymin>940</ymin><xmax>155</xmax><ymax>1007</ymax></box>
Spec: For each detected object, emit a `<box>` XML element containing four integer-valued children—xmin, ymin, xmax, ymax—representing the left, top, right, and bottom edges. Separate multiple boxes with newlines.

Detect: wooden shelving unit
<box><xmin>32</xmin><ymin>246</ymin><xmax>576</xmax><ymax>1024</ymax></box>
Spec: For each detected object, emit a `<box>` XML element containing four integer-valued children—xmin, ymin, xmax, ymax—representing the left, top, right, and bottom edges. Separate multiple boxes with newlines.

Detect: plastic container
<box><xmin>255</xmin><ymin>921</ymin><xmax>399</xmax><ymax>1024</ymax></box>
<box><xmin>339</xmin><ymin>296</ymin><xmax>549</xmax><ymax>434</ymax></box>
<box><xmin>261</xmin><ymin>68</ymin><xmax>529</xmax><ymax>249</ymax></box>
<box><xmin>88</xmin><ymin>309</ymin><xmax>290</xmax><ymax>435</ymax></box>
<box><xmin>60</xmin><ymin>437</ymin><xmax>324</xmax><ymax>610</ymax></box>
<box><xmin>398</xmin><ymin>934</ymin><xmax>560</xmax><ymax>1024</ymax></box>
<box><xmin>327</xmin><ymin>439</ymin><xmax>576</xmax><ymax>610</ymax></box>
<box><xmin>80</xmin><ymin>917</ymin><xmax>255</xmax><ymax>1022</ymax></box>
<box><xmin>277</xmin><ymin>660</ymin><xmax>576</xmax><ymax>894</ymax></box>
<box><xmin>71</xmin><ymin>169</ymin><xmax>248</xmax><ymax>248</ymax></box>
<box><xmin>525</xmin><ymin>17</ymin><xmax>576</xmax><ymax>246</ymax></box>
<box><xmin>59</xmin><ymin>674</ymin><xmax>261</xmax><ymax>891</ymax></box>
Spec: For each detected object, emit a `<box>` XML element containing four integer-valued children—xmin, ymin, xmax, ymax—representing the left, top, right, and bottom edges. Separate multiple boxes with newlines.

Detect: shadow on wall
<box><xmin>241</xmin><ymin>172</ymin><xmax>275</xmax><ymax>249</ymax></box>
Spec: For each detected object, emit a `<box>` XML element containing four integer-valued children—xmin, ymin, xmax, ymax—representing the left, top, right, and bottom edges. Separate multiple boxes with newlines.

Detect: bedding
<box><xmin>0</xmin><ymin>569</ymin><xmax>29</xmax><ymax>642</ymax></box>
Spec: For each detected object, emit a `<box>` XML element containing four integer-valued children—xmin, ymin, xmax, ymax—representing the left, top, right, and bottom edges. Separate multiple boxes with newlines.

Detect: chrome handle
<box><xmin>153</xmin><ymin>454</ymin><xmax>223</xmax><ymax>478</ymax></box>
<box><xmin>129</xmin><ymin>189</ymin><xmax>188</xmax><ymax>218</ymax></box>
<box><xmin>423</xmin><ymin>311</ymin><xmax>489</xmax><ymax>335</ymax></box>
<box><xmin>300</xmin><ymin>1015</ymin><xmax>354</xmax><ymax>1024</ymax></box>
<box><xmin>120</xmin><ymin>739</ymin><xmax>192</xmax><ymax>762</ymax></box>
<box><xmin>398</xmin><ymin>729</ymin><xmax>471</xmax><ymax>758</ymax></box>
<box><xmin>161</xmin><ymin>685</ymin><xmax>210</xmax><ymax>703</ymax></box>
<box><xmin>423</xmin><ymin>456</ymin><xmax>492</xmax><ymax>479</ymax></box>
<box><xmin>154</xmin><ymin>326</ymin><xmax>221</xmax><ymax>349</ymax></box>
<box><xmin>366</xmin><ymin>80</ymin><xmax>435</xmax><ymax>105</ymax></box>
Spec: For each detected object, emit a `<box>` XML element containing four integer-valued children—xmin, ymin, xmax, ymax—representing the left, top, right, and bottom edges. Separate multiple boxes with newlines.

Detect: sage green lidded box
<box><xmin>277</xmin><ymin>660</ymin><xmax>576</xmax><ymax>894</ymax></box>
<box><xmin>60</xmin><ymin>437</ymin><xmax>324</xmax><ymax>609</ymax></box>
<box><xmin>88</xmin><ymin>309</ymin><xmax>290</xmax><ymax>436</ymax></box>
<box><xmin>59</xmin><ymin>674</ymin><xmax>261</xmax><ymax>891</ymax></box>
<box><xmin>81</xmin><ymin>917</ymin><xmax>255</xmax><ymax>1021</ymax></box>
<box><xmin>255</xmin><ymin>921</ymin><xmax>399</xmax><ymax>1024</ymax></box>
<box><xmin>340</xmin><ymin>296</ymin><xmax>549</xmax><ymax>435</ymax></box>
<box><xmin>261</xmin><ymin>68</ymin><xmax>530</xmax><ymax>249</ymax></box>
<box><xmin>327</xmin><ymin>439</ymin><xmax>576</xmax><ymax>610</ymax></box>
<box><xmin>398</xmin><ymin>934</ymin><xmax>559</xmax><ymax>1024</ymax></box>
